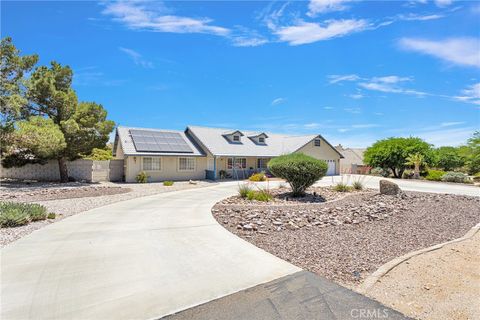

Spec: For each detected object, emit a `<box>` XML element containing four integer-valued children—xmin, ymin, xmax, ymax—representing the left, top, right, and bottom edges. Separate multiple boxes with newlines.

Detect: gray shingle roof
<box><xmin>115</xmin><ymin>126</ymin><xmax>205</xmax><ymax>156</ymax></box>
<box><xmin>186</xmin><ymin>126</ymin><xmax>319</xmax><ymax>157</ymax></box>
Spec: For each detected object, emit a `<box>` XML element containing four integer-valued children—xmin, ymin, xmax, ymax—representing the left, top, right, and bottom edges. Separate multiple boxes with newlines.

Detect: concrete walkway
<box><xmin>1</xmin><ymin>182</ymin><xmax>300</xmax><ymax>320</ymax></box>
<box><xmin>315</xmin><ymin>175</ymin><xmax>480</xmax><ymax>197</ymax></box>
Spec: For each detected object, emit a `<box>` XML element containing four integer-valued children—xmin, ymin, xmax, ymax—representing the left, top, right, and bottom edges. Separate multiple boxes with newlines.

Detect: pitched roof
<box><xmin>187</xmin><ymin>125</ymin><xmax>321</xmax><ymax>157</ymax></box>
<box><xmin>336</xmin><ymin>145</ymin><xmax>366</xmax><ymax>165</ymax></box>
<box><xmin>114</xmin><ymin>126</ymin><xmax>205</xmax><ymax>156</ymax></box>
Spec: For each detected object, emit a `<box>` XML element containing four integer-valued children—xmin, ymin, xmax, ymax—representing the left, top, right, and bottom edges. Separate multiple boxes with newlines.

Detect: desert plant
<box><xmin>425</xmin><ymin>169</ymin><xmax>446</xmax><ymax>181</ymax></box>
<box><xmin>334</xmin><ymin>182</ymin><xmax>351</xmax><ymax>192</ymax></box>
<box><xmin>245</xmin><ymin>188</ymin><xmax>272</xmax><ymax>201</ymax></box>
<box><xmin>136</xmin><ymin>171</ymin><xmax>148</xmax><ymax>183</ymax></box>
<box><xmin>238</xmin><ymin>184</ymin><xmax>252</xmax><ymax>198</ymax></box>
<box><xmin>268</xmin><ymin>153</ymin><xmax>327</xmax><ymax>197</ymax></box>
<box><xmin>441</xmin><ymin>172</ymin><xmax>469</xmax><ymax>183</ymax></box>
<box><xmin>163</xmin><ymin>180</ymin><xmax>174</xmax><ymax>186</ymax></box>
<box><xmin>47</xmin><ymin>212</ymin><xmax>56</xmax><ymax>219</ymax></box>
<box><xmin>249</xmin><ymin>172</ymin><xmax>266</xmax><ymax>182</ymax></box>
<box><xmin>402</xmin><ymin>169</ymin><xmax>414</xmax><ymax>179</ymax></box>
<box><xmin>352</xmin><ymin>181</ymin><xmax>363</xmax><ymax>190</ymax></box>
<box><xmin>28</xmin><ymin>203</ymin><xmax>48</xmax><ymax>221</ymax></box>
<box><xmin>405</xmin><ymin>153</ymin><xmax>425</xmax><ymax>179</ymax></box>
<box><xmin>0</xmin><ymin>202</ymin><xmax>33</xmax><ymax>227</ymax></box>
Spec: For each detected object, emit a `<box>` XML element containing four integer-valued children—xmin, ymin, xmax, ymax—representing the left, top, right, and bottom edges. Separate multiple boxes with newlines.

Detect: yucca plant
<box><xmin>405</xmin><ymin>153</ymin><xmax>425</xmax><ymax>179</ymax></box>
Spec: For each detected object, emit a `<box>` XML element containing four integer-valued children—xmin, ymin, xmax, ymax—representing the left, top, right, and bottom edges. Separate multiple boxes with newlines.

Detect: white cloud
<box><xmin>351</xmin><ymin>124</ymin><xmax>380</xmax><ymax>129</ymax></box>
<box><xmin>103</xmin><ymin>1</ymin><xmax>229</xmax><ymax>36</ymax></box>
<box><xmin>307</xmin><ymin>0</ymin><xmax>353</xmax><ymax>16</ymax></box>
<box><xmin>328</xmin><ymin>74</ymin><xmax>361</xmax><ymax>84</ymax></box>
<box><xmin>304</xmin><ymin>123</ymin><xmax>321</xmax><ymax>129</ymax></box>
<box><xmin>454</xmin><ymin>83</ymin><xmax>480</xmax><ymax>105</ymax></box>
<box><xmin>418</xmin><ymin>127</ymin><xmax>475</xmax><ymax>146</ymax></box>
<box><xmin>348</xmin><ymin>93</ymin><xmax>364</xmax><ymax>99</ymax></box>
<box><xmin>440</xmin><ymin>121</ymin><xmax>465</xmax><ymax>127</ymax></box>
<box><xmin>275</xmin><ymin>19</ymin><xmax>369</xmax><ymax>45</ymax></box>
<box><xmin>397</xmin><ymin>13</ymin><xmax>445</xmax><ymax>21</ymax></box>
<box><xmin>399</xmin><ymin>37</ymin><xmax>480</xmax><ymax>68</ymax></box>
<box><xmin>434</xmin><ymin>0</ymin><xmax>453</xmax><ymax>7</ymax></box>
<box><xmin>323</xmin><ymin>106</ymin><xmax>334</xmax><ymax>110</ymax></box>
<box><xmin>119</xmin><ymin>47</ymin><xmax>154</xmax><ymax>68</ymax></box>
<box><xmin>271</xmin><ymin>97</ymin><xmax>286</xmax><ymax>106</ymax></box>
<box><xmin>344</xmin><ymin>107</ymin><xmax>362</xmax><ymax>114</ymax></box>
<box><xmin>352</xmin><ymin>75</ymin><xmax>427</xmax><ymax>96</ymax></box>
<box><xmin>371</xmin><ymin>76</ymin><xmax>412</xmax><ymax>84</ymax></box>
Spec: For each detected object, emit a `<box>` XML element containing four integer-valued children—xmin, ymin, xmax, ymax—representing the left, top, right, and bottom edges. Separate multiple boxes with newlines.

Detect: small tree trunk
<box><xmin>414</xmin><ymin>164</ymin><xmax>420</xmax><ymax>179</ymax></box>
<box><xmin>58</xmin><ymin>157</ymin><xmax>69</xmax><ymax>183</ymax></box>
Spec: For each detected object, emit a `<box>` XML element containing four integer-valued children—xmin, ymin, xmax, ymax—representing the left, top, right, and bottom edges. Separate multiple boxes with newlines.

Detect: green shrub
<box><xmin>370</xmin><ymin>167</ymin><xmax>390</xmax><ymax>177</ymax></box>
<box><xmin>441</xmin><ymin>171</ymin><xmax>468</xmax><ymax>183</ymax></box>
<box><xmin>238</xmin><ymin>184</ymin><xmax>252</xmax><ymax>198</ymax></box>
<box><xmin>246</xmin><ymin>188</ymin><xmax>272</xmax><ymax>201</ymax></box>
<box><xmin>249</xmin><ymin>172</ymin><xmax>266</xmax><ymax>182</ymax></box>
<box><xmin>163</xmin><ymin>180</ymin><xmax>174</xmax><ymax>186</ymax></box>
<box><xmin>47</xmin><ymin>212</ymin><xmax>56</xmax><ymax>219</ymax></box>
<box><xmin>28</xmin><ymin>203</ymin><xmax>48</xmax><ymax>221</ymax></box>
<box><xmin>425</xmin><ymin>169</ymin><xmax>446</xmax><ymax>181</ymax></box>
<box><xmin>268</xmin><ymin>153</ymin><xmax>327</xmax><ymax>197</ymax></box>
<box><xmin>334</xmin><ymin>182</ymin><xmax>351</xmax><ymax>192</ymax></box>
<box><xmin>352</xmin><ymin>181</ymin><xmax>363</xmax><ymax>190</ymax></box>
<box><xmin>402</xmin><ymin>170</ymin><xmax>414</xmax><ymax>179</ymax></box>
<box><xmin>136</xmin><ymin>171</ymin><xmax>148</xmax><ymax>183</ymax></box>
<box><xmin>0</xmin><ymin>202</ymin><xmax>48</xmax><ymax>227</ymax></box>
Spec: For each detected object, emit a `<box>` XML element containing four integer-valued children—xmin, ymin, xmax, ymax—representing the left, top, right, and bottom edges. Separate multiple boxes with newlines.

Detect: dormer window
<box><xmin>259</xmin><ymin>137</ymin><xmax>265</xmax><ymax>143</ymax></box>
<box><xmin>248</xmin><ymin>132</ymin><xmax>268</xmax><ymax>145</ymax></box>
<box><xmin>233</xmin><ymin>135</ymin><xmax>240</xmax><ymax>142</ymax></box>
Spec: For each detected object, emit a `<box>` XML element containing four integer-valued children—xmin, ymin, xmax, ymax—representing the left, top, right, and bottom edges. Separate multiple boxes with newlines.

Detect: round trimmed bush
<box><xmin>425</xmin><ymin>169</ymin><xmax>446</xmax><ymax>181</ymax></box>
<box><xmin>441</xmin><ymin>171</ymin><xmax>468</xmax><ymax>183</ymax></box>
<box><xmin>268</xmin><ymin>153</ymin><xmax>327</xmax><ymax>197</ymax></box>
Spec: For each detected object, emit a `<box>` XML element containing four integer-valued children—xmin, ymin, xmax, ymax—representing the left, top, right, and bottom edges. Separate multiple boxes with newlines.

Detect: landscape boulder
<box><xmin>379</xmin><ymin>180</ymin><xmax>401</xmax><ymax>195</ymax></box>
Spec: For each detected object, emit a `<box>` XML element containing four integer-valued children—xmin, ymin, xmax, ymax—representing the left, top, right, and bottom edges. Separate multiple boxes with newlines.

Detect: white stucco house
<box><xmin>113</xmin><ymin>125</ymin><xmax>343</xmax><ymax>182</ymax></box>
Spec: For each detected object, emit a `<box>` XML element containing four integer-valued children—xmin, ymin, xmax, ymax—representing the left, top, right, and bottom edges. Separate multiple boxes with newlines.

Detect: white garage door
<box><xmin>326</xmin><ymin>160</ymin><xmax>336</xmax><ymax>176</ymax></box>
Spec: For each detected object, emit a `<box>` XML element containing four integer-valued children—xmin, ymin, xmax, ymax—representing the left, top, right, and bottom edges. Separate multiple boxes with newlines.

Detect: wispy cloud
<box><xmin>347</xmin><ymin>93</ymin><xmax>364</xmax><ymax>99</ymax></box>
<box><xmin>271</xmin><ymin>97</ymin><xmax>286</xmax><ymax>106</ymax></box>
<box><xmin>102</xmin><ymin>1</ymin><xmax>229</xmax><ymax>36</ymax></box>
<box><xmin>119</xmin><ymin>47</ymin><xmax>154</xmax><ymax>68</ymax></box>
<box><xmin>440</xmin><ymin>121</ymin><xmax>465</xmax><ymax>127</ymax></box>
<box><xmin>307</xmin><ymin>0</ymin><xmax>354</xmax><ymax>17</ymax></box>
<box><xmin>73</xmin><ymin>66</ymin><xmax>125</xmax><ymax>87</ymax></box>
<box><xmin>454</xmin><ymin>83</ymin><xmax>480</xmax><ymax>105</ymax></box>
<box><xmin>328</xmin><ymin>74</ymin><xmax>360</xmax><ymax>84</ymax></box>
<box><xmin>398</xmin><ymin>37</ymin><xmax>480</xmax><ymax>68</ymax></box>
<box><xmin>230</xmin><ymin>27</ymin><xmax>269</xmax><ymax>47</ymax></box>
<box><xmin>274</xmin><ymin>19</ymin><xmax>369</xmax><ymax>45</ymax></box>
<box><xmin>397</xmin><ymin>13</ymin><xmax>445</xmax><ymax>21</ymax></box>
<box><xmin>344</xmin><ymin>107</ymin><xmax>362</xmax><ymax>114</ymax></box>
<box><xmin>434</xmin><ymin>0</ymin><xmax>453</xmax><ymax>7</ymax></box>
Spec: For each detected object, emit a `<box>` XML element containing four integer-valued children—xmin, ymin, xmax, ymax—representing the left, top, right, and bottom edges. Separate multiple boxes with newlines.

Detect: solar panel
<box><xmin>130</xmin><ymin>129</ymin><xmax>193</xmax><ymax>153</ymax></box>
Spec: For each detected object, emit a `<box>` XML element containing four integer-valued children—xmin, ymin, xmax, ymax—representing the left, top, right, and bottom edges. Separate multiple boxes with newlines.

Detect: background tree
<box><xmin>405</xmin><ymin>153</ymin><xmax>424</xmax><ymax>179</ymax></box>
<box><xmin>0</xmin><ymin>37</ymin><xmax>38</xmax><ymax>155</ymax></box>
<box><xmin>432</xmin><ymin>146</ymin><xmax>465</xmax><ymax>171</ymax></box>
<box><xmin>1</xmin><ymin>38</ymin><xmax>115</xmax><ymax>182</ymax></box>
<box><xmin>465</xmin><ymin>131</ymin><xmax>480</xmax><ymax>174</ymax></box>
<box><xmin>364</xmin><ymin>137</ymin><xmax>433</xmax><ymax>178</ymax></box>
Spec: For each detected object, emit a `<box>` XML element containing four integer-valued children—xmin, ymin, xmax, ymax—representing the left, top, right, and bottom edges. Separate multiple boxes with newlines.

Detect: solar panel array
<box><xmin>130</xmin><ymin>129</ymin><xmax>193</xmax><ymax>153</ymax></box>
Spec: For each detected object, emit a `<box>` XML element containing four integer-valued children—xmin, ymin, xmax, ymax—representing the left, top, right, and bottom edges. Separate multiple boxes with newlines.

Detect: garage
<box><xmin>326</xmin><ymin>160</ymin><xmax>336</xmax><ymax>176</ymax></box>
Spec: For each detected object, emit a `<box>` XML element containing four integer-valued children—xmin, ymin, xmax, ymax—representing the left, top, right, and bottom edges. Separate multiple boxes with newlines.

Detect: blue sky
<box><xmin>2</xmin><ymin>0</ymin><xmax>479</xmax><ymax>147</ymax></box>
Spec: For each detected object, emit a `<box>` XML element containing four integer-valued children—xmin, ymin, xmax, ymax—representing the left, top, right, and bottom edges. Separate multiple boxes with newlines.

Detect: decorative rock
<box><xmin>379</xmin><ymin>180</ymin><xmax>401</xmax><ymax>195</ymax></box>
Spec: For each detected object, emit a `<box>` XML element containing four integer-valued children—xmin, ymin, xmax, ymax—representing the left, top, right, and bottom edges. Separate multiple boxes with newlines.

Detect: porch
<box><xmin>205</xmin><ymin>156</ymin><xmax>272</xmax><ymax>180</ymax></box>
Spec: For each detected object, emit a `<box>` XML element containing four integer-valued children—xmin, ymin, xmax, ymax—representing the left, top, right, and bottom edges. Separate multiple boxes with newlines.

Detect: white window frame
<box><xmin>227</xmin><ymin>157</ymin><xmax>247</xmax><ymax>169</ymax></box>
<box><xmin>257</xmin><ymin>158</ymin><xmax>269</xmax><ymax>169</ymax></box>
<box><xmin>314</xmin><ymin>139</ymin><xmax>321</xmax><ymax>147</ymax></box>
<box><xmin>178</xmin><ymin>157</ymin><xmax>196</xmax><ymax>172</ymax></box>
<box><xmin>142</xmin><ymin>157</ymin><xmax>161</xmax><ymax>171</ymax></box>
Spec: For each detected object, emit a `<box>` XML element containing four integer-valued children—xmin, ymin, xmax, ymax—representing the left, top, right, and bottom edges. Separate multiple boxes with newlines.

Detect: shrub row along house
<box><xmin>113</xmin><ymin>125</ymin><xmax>343</xmax><ymax>182</ymax></box>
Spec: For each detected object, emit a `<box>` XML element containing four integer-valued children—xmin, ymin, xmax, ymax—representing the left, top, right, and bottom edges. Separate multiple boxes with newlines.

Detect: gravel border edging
<box><xmin>357</xmin><ymin>222</ymin><xmax>480</xmax><ymax>294</ymax></box>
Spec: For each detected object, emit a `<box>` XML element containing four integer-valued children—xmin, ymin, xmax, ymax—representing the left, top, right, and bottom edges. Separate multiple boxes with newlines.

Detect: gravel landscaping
<box><xmin>1</xmin><ymin>180</ymin><xmax>215</xmax><ymax>247</ymax></box>
<box><xmin>212</xmin><ymin>188</ymin><xmax>480</xmax><ymax>287</ymax></box>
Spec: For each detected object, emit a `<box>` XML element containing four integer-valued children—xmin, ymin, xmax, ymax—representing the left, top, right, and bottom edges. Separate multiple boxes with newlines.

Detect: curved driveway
<box><xmin>1</xmin><ymin>178</ymin><xmax>477</xmax><ymax>320</ymax></box>
<box><xmin>1</xmin><ymin>182</ymin><xmax>299</xmax><ymax>320</ymax></box>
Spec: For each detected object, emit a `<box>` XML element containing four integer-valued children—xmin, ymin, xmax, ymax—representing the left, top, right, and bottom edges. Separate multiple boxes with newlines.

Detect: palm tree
<box><xmin>405</xmin><ymin>153</ymin><xmax>425</xmax><ymax>179</ymax></box>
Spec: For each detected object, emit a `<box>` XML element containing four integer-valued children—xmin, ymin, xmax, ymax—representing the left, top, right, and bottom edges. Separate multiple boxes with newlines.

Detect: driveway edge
<box><xmin>357</xmin><ymin>222</ymin><xmax>480</xmax><ymax>294</ymax></box>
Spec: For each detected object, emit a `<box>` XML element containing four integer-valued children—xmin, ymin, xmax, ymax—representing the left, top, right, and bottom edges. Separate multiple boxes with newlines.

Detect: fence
<box><xmin>1</xmin><ymin>159</ymin><xmax>125</xmax><ymax>182</ymax></box>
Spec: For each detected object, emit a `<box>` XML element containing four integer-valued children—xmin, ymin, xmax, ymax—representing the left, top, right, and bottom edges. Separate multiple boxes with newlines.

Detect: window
<box><xmin>178</xmin><ymin>157</ymin><xmax>195</xmax><ymax>171</ymax></box>
<box><xmin>257</xmin><ymin>158</ymin><xmax>269</xmax><ymax>169</ymax></box>
<box><xmin>259</xmin><ymin>137</ymin><xmax>265</xmax><ymax>143</ymax></box>
<box><xmin>314</xmin><ymin>139</ymin><xmax>321</xmax><ymax>147</ymax></box>
<box><xmin>143</xmin><ymin>157</ymin><xmax>161</xmax><ymax>171</ymax></box>
<box><xmin>227</xmin><ymin>158</ymin><xmax>247</xmax><ymax>169</ymax></box>
<box><xmin>233</xmin><ymin>135</ymin><xmax>240</xmax><ymax>142</ymax></box>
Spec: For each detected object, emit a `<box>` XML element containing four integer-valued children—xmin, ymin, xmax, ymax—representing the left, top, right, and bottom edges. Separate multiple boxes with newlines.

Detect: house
<box><xmin>335</xmin><ymin>144</ymin><xmax>369</xmax><ymax>174</ymax></box>
<box><xmin>113</xmin><ymin>125</ymin><xmax>343</xmax><ymax>182</ymax></box>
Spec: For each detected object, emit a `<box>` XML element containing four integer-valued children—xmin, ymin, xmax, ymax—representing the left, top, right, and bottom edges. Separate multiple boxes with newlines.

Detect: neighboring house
<box><xmin>114</xmin><ymin>125</ymin><xmax>343</xmax><ymax>182</ymax></box>
<box><xmin>335</xmin><ymin>144</ymin><xmax>369</xmax><ymax>174</ymax></box>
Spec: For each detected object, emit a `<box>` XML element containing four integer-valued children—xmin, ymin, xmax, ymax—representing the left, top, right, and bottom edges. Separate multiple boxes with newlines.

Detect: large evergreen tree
<box><xmin>1</xmin><ymin>37</ymin><xmax>115</xmax><ymax>182</ymax></box>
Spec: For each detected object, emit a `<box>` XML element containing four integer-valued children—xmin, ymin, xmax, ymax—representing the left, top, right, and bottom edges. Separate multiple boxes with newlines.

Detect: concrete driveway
<box><xmin>315</xmin><ymin>175</ymin><xmax>480</xmax><ymax>197</ymax></box>
<box><xmin>1</xmin><ymin>182</ymin><xmax>300</xmax><ymax>320</ymax></box>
